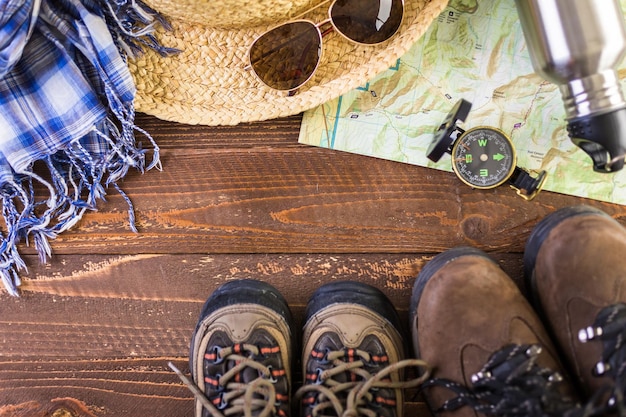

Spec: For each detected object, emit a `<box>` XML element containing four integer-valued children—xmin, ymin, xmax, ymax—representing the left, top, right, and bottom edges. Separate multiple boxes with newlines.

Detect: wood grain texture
<box><xmin>1</xmin><ymin>113</ymin><xmax>625</xmax><ymax>416</ymax></box>
<box><xmin>17</xmin><ymin>115</ymin><xmax>625</xmax><ymax>257</ymax></box>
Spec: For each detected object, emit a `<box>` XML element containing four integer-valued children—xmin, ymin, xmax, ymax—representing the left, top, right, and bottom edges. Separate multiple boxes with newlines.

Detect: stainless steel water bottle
<box><xmin>515</xmin><ymin>0</ymin><xmax>626</xmax><ymax>172</ymax></box>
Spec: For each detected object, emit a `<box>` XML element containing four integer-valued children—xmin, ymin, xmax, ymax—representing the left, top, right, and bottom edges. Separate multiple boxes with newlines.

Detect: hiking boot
<box><xmin>171</xmin><ymin>279</ymin><xmax>294</xmax><ymax>417</ymax></box>
<box><xmin>411</xmin><ymin>247</ymin><xmax>578</xmax><ymax>416</ymax></box>
<box><xmin>296</xmin><ymin>281</ymin><xmax>429</xmax><ymax>417</ymax></box>
<box><xmin>524</xmin><ymin>205</ymin><xmax>626</xmax><ymax>399</ymax></box>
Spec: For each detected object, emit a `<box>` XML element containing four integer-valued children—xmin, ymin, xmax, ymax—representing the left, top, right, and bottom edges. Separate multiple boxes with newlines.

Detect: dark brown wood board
<box><xmin>1</xmin><ymin>113</ymin><xmax>624</xmax><ymax>416</ymax></box>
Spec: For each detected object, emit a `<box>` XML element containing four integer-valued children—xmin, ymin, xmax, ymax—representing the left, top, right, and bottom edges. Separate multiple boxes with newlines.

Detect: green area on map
<box><xmin>298</xmin><ymin>0</ymin><xmax>626</xmax><ymax>204</ymax></box>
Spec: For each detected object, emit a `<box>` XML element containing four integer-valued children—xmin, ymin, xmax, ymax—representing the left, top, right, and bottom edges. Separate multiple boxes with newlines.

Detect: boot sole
<box><xmin>190</xmin><ymin>279</ymin><xmax>294</xmax><ymax>369</ymax></box>
<box><xmin>409</xmin><ymin>246</ymin><xmax>496</xmax><ymax>359</ymax></box>
<box><xmin>523</xmin><ymin>205</ymin><xmax>611</xmax><ymax>309</ymax></box>
<box><xmin>305</xmin><ymin>281</ymin><xmax>403</xmax><ymax>338</ymax></box>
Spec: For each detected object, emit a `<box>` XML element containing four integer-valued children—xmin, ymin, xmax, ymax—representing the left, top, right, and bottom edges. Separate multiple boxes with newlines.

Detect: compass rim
<box><xmin>450</xmin><ymin>126</ymin><xmax>517</xmax><ymax>190</ymax></box>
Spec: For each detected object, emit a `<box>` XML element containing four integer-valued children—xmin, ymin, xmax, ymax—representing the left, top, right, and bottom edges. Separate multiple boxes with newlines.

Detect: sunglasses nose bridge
<box><xmin>315</xmin><ymin>17</ymin><xmax>332</xmax><ymax>29</ymax></box>
<box><xmin>316</xmin><ymin>17</ymin><xmax>336</xmax><ymax>37</ymax></box>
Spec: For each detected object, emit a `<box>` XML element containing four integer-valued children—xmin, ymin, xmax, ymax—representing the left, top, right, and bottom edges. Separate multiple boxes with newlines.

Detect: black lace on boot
<box><xmin>421</xmin><ymin>344</ymin><xmax>582</xmax><ymax>417</ymax></box>
<box><xmin>578</xmin><ymin>302</ymin><xmax>626</xmax><ymax>415</ymax></box>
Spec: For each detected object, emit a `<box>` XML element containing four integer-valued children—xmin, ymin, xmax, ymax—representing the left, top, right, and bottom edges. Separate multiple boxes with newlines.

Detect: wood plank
<box><xmin>19</xmin><ymin>130</ymin><xmax>626</xmax><ymax>258</ymax></box>
<box><xmin>2</xmin><ymin>252</ymin><xmax>525</xmax><ymax>417</ymax></box>
<box><xmin>5</xmin><ymin>253</ymin><xmax>526</xmax><ymax>355</ymax></box>
<box><xmin>137</xmin><ymin>114</ymin><xmax>305</xmax><ymax>149</ymax></box>
<box><xmin>3</xmin><ymin>113</ymin><xmax>626</xmax><ymax>416</ymax></box>
<box><xmin>0</xmin><ymin>356</ymin><xmax>430</xmax><ymax>416</ymax></box>
<box><xmin>0</xmin><ymin>397</ymin><xmax>101</xmax><ymax>417</ymax></box>
<box><xmin>17</xmin><ymin>252</ymin><xmax>528</xmax><ymax>302</ymax></box>
<box><xmin>0</xmin><ymin>358</ymin><xmax>192</xmax><ymax>417</ymax></box>
<box><xmin>4</xmin><ymin>253</ymin><xmax>526</xmax><ymax>357</ymax></box>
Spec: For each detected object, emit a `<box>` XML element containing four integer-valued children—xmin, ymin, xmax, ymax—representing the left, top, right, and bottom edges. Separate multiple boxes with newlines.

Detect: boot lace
<box><xmin>578</xmin><ymin>302</ymin><xmax>626</xmax><ymax>415</ymax></box>
<box><xmin>421</xmin><ymin>344</ymin><xmax>582</xmax><ymax>417</ymax></box>
<box><xmin>295</xmin><ymin>347</ymin><xmax>431</xmax><ymax>417</ymax></box>
<box><xmin>169</xmin><ymin>342</ymin><xmax>285</xmax><ymax>417</ymax></box>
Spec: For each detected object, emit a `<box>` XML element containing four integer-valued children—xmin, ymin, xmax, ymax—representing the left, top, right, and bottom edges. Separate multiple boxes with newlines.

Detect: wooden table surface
<box><xmin>1</xmin><ymin>113</ymin><xmax>625</xmax><ymax>416</ymax></box>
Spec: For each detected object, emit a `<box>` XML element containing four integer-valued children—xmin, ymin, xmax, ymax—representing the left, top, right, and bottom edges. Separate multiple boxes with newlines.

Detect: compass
<box><xmin>452</xmin><ymin>126</ymin><xmax>515</xmax><ymax>189</ymax></box>
<box><xmin>427</xmin><ymin>99</ymin><xmax>547</xmax><ymax>200</ymax></box>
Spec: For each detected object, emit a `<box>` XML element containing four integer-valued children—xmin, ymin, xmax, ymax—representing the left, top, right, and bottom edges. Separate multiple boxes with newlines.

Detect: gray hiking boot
<box><xmin>296</xmin><ymin>281</ymin><xmax>429</xmax><ymax>417</ymax></box>
<box><xmin>171</xmin><ymin>279</ymin><xmax>294</xmax><ymax>417</ymax></box>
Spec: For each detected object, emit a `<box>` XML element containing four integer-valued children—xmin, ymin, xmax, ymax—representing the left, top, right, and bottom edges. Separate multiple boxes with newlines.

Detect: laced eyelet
<box><xmin>319</xmin><ymin>348</ymin><xmax>331</xmax><ymax>364</ymax></box>
<box><xmin>315</xmin><ymin>368</ymin><xmax>325</xmax><ymax>384</ymax></box>
<box><xmin>471</xmin><ymin>370</ymin><xmax>491</xmax><ymax>383</ymax></box>
<box><xmin>264</xmin><ymin>365</ymin><xmax>278</xmax><ymax>383</ymax></box>
<box><xmin>212</xmin><ymin>346</ymin><xmax>224</xmax><ymax>364</ymax></box>
<box><xmin>217</xmin><ymin>393</ymin><xmax>228</xmax><ymax>410</ymax></box>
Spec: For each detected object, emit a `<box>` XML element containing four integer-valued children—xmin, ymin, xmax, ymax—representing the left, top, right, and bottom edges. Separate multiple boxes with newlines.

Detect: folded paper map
<box><xmin>298</xmin><ymin>0</ymin><xmax>626</xmax><ymax>204</ymax></box>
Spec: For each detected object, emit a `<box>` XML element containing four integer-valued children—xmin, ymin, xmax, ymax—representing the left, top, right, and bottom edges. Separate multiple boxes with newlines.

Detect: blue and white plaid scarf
<box><xmin>0</xmin><ymin>0</ymin><xmax>177</xmax><ymax>295</ymax></box>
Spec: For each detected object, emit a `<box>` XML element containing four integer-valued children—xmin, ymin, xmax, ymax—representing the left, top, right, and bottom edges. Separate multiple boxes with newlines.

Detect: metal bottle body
<box><xmin>516</xmin><ymin>0</ymin><xmax>626</xmax><ymax>171</ymax></box>
<box><xmin>516</xmin><ymin>0</ymin><xmax>626</xmax><ymax>119</ymax></box>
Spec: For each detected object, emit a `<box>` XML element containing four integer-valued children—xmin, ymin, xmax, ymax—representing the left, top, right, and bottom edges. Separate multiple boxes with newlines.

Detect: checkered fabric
<box><xmin>0</xmin><ymin>0</ymin><xmax>177</xmax><ymax>295</ymax></box>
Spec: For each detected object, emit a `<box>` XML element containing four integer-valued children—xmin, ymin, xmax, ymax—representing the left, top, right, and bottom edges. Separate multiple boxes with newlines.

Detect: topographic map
<box><xmin>298</xmin><ymin>0</ymin><xmax>626</xmax><ymax>204</ymax></box>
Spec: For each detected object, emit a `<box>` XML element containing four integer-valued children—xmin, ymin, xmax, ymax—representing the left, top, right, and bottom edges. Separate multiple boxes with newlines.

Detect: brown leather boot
<box><xmin>297</xmin><ymin>281</ymin><xmax>430</xmax><ymax>417</ymax></box>
<box><xmin>524</xmin><ymin>205</ymin><xmax>626</xmax><ymax>400</ymax></box>
<box><xmin>411</xmin><ymin>247</ymin><xmax>579</xmax><ymax>416</ymax></box>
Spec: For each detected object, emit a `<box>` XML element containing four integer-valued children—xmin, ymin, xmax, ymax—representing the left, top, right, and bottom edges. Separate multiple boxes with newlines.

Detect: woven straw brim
<box><xmin>129</xmin><ymin>0</ymin><xmax>448</xmax><ymax>126</ymax></box>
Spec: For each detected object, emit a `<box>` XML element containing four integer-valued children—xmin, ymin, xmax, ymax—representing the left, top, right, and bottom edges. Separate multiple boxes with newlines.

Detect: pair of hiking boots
<box><xmin>171</xmin><ymin>280</ymin><xmax>429</xmax><ymax>417</ymax></box>
<box><xmin>171</xmin><ymin>205</ymin><xmax>626</xmax><ymax>417</ymax></box>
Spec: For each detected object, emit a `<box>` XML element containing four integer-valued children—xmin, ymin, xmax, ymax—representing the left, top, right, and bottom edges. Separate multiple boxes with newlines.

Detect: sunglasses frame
<box><xmin>245</xmin><ymin>0</ymin><xmax>405</xmax><ymax>94</ymax></box>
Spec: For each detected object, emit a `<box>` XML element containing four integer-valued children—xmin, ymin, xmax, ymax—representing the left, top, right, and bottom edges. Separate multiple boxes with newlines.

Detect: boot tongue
<box><xmin>241</xmin><ymin>366</ymin><xmax>261</xmax><ymax>383</ymax></box>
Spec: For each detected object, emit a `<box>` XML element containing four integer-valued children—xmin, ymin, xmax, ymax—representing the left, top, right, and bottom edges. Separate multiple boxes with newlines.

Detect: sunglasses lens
<box><xmin>249</xmin><ymin>21</ymin><xmax>322</xmax><ymax>91</ymax></box>
<box><xmin>330</xmin><ymin>0</ymin><xmax>403</xmax><ymax>44</ymax></box>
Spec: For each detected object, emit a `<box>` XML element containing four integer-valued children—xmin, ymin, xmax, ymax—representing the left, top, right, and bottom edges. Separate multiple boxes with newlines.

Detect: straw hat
<box><xmin>129</xmin><ymin>0</ymin><xmax>448</xmax><ymax>126</ymax></box>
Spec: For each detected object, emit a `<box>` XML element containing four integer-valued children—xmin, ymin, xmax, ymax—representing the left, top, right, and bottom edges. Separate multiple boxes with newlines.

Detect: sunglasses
<box><xmin>246</xmin><ymin>0</ymin><xmax>405</xmax><ymax>93</ymax></box>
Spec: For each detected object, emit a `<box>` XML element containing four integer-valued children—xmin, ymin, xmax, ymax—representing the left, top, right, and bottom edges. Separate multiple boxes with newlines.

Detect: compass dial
<box><xmin>451</xmin><ymin>127</ymin><xmax>516</xmax><ymax>189</ymax></box>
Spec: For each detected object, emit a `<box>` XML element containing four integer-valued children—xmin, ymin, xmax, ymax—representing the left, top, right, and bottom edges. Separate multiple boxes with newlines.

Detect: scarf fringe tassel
<box><xmin>0</xmin><ymin>0</ymin><xmax>178</xmax><ymax>296</ymax></box>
